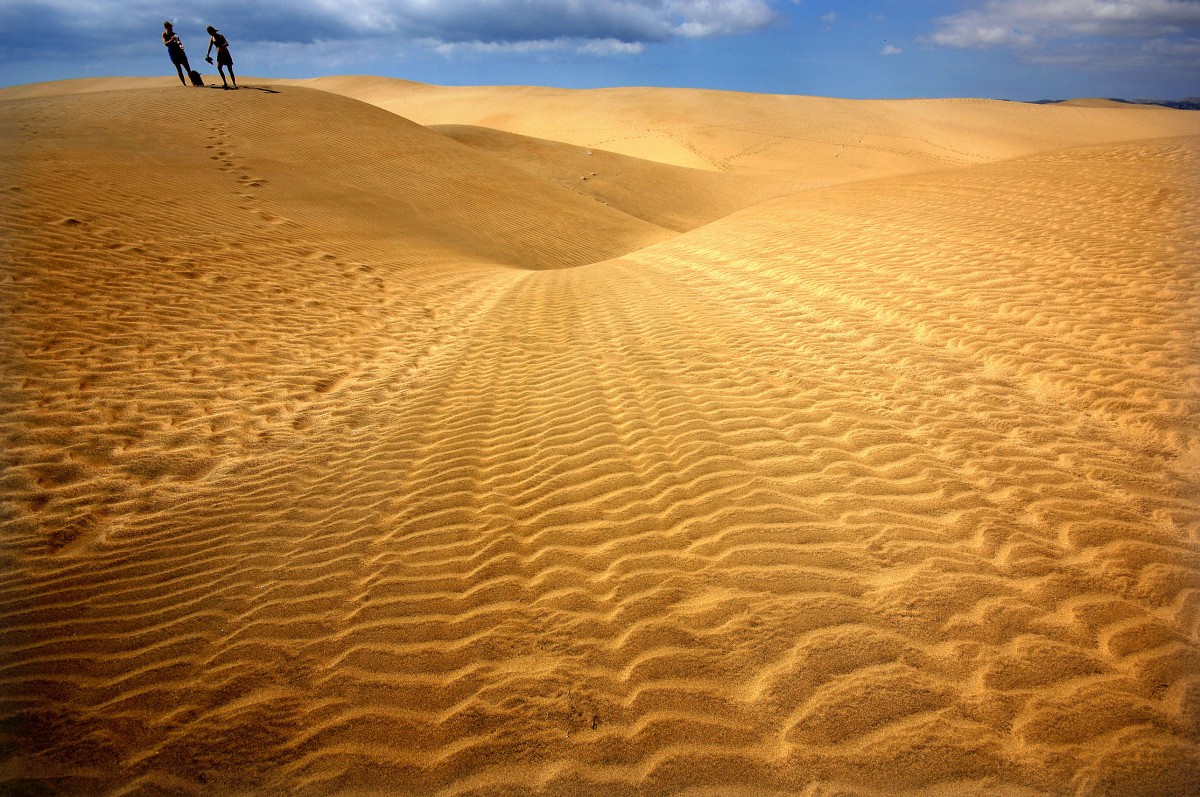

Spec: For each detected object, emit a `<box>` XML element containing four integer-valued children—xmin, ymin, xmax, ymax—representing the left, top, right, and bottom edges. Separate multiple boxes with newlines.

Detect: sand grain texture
<box><xmin>2</xmin><ymin>78</ymin><xmax>1199</xmax><ymax>796</ymax></box>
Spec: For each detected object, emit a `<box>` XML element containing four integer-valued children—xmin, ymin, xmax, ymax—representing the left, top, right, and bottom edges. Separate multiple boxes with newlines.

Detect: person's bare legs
<box><xmin>228</xmin><ymin>66</ymin><xmax>237</xmax><ymax>89</ymax></box>
<box><xmin>174</xmin><ymin>55</ymin><xmax>194</xmax><ymax>86</ymax></box>
<box><xmin>218</xmin><ymin>64</ymin><xmax>230</xmax><ymax>88</ymax></box>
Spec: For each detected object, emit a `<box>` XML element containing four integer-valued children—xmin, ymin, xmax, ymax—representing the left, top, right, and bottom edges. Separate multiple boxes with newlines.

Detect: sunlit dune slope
<box><xmin>2</xmin><ymin>77</ymin><xmax>1199</xmax><ymax>797</ymax></box>
<box><xmin>296</xmin><ymin>75</ymin><xmax>1200</xmax><ymax>182</ymax></box>
<box><xmin>0</xmin><ymin>76</ymin><xmax>180</xmax><ymax>100</ymax></box>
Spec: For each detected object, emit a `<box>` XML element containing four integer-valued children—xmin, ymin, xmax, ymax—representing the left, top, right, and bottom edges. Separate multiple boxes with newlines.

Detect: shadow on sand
<box><xmin>199</xmin><ymin>84</ymin><xmax>281</xmax><ymax>94</ymax></box>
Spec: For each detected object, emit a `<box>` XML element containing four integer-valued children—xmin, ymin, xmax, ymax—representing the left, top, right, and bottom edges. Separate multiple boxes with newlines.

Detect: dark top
<box><xmin>163</xmin><ymin>31</ymin><xmax>184</xmax><ymax>54</ymax></box>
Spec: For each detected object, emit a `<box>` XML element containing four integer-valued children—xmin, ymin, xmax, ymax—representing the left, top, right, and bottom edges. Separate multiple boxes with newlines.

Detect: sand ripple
<box><xmin>2</xmin><ymin>80</ymin><xmax>1198</xmax><ymax>795</ymax></box>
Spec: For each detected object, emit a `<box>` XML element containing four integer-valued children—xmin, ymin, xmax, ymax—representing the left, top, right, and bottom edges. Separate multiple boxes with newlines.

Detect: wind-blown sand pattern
<box><xmin>2</xmin><ymin>77</ymin><xmax>1199</xmax><ymax>796</ymax></box>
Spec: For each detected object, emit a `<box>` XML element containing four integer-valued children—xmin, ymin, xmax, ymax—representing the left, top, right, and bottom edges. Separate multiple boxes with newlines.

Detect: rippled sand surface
<box><xmin>2</xmin><ymin>77</ymin><xmax>1199</xmax><ymax>795</ymax></box>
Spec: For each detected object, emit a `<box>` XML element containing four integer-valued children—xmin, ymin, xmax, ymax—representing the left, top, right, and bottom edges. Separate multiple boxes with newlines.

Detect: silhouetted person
<box><xmin>205</xmin><ymin>26</ymin><xmax>237</xmax><ymax>89</ymax></box>
<box><xmin>162</xmin><ymin>21</ymin><xmax>192</xmax><ymax>86</ymax></box>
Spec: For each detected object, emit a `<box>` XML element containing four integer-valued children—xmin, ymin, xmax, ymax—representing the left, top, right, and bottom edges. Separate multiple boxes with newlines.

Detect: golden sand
<box><xmin>2</xmin><ymin>76</ymin><xmax>1199</xmax><ymax>795</ymax></box>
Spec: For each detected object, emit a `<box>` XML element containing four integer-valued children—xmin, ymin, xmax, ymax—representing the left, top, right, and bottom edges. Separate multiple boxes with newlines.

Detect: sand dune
<box><xmin>2</xmin><ymin>77</ymin><xmax>1199</xmax><ymax>796</ymax></box>
<box><xmin>294</xmin><ymin>76</ymin><xmax>1200</xmax><ymax>182</ymax></box>
<box><xmin>430</xmin><ymin>124</ymin><xmax>798</xmax><ymax>232</ymax></box>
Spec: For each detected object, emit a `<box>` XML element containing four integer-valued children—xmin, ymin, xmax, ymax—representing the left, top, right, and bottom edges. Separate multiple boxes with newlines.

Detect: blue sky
<box><xmin>2</xmin><ymin>1</ymin><xmax>1198</xmax><ymax>99</ymax></box>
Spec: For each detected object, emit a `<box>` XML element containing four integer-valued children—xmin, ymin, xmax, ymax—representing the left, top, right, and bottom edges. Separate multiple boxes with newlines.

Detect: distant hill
<box><xmin>1030</xmin><ymin>97</ymin><xmax>1200</xmax><ymax>110</ymax></box>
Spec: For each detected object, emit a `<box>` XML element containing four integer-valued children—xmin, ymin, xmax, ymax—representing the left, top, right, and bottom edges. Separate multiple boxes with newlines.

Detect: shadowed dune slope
<box><xmin>2</xmin><ymin>78</ymin><xmax>1199</xmax><ymax>796</ymax></box>
<box><xmin>431</xmin><ymin>124</ymin><xmax>799</xmax><ymax>232</ymax></box>
<box><xmin>1057</xmin><ymin>98</ymin><xmax>1158</xmax><ymax>109</ymax></box>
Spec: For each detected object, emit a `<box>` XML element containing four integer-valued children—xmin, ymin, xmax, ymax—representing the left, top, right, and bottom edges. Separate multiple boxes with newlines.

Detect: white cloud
<box><xmin>927</xmin><ymin>0</ymin><xmax>1200</xmax><ymax>50</ymax></box>
<box><xmin>821</xmin><ymin>11</ymin><xmax>838</xmax><ymax>25</ymax></box>
<box><xmin>578</xmin><ymin>38</ymin><xmax>647</xmax><ymax>55</ymax></box>
<box><xmin>669</xmin><ymin>0</ymin><xmax>779</xmax><ymax>38</ymax></box>
<box><xmin>880</xmin><ymin>44</ymin><xmax>902</xmax><ymax>56</ymax></box>
<box><xmin>427</xmin><ymin>38</ymin><xmax>570</xmax><ymax>56</ymax></box>
<box><xmin>424</xmin><ymin>36</ymin><xmax>646</xmax><ymax>57</ymax></box>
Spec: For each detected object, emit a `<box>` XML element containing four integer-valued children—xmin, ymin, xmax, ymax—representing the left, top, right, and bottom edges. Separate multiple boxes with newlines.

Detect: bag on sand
<box><xmin>188</xmin><ymin>69</ymin><xmax>204</xmax><ymax>87</ymax></box>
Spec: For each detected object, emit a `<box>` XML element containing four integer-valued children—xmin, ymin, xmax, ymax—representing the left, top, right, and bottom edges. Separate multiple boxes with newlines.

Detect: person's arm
<box><xmin>206</xmin><ymin>38</ymin><xmax>214</xmax><ymax>58</ymax></box>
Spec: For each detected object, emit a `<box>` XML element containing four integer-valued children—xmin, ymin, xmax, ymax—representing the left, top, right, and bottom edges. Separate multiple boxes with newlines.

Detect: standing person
<box><xmin>205</xmin><ymin>25</ymin><xmax>237</xmax><ymax>90</ymax></box>
<box><xmin>162</xmin><ymin>21</ymin><xmax>193</xmax><ymax>86</ymax></box>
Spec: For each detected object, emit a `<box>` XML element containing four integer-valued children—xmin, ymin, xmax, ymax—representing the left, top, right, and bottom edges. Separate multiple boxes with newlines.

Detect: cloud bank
<box><xmin>921</xmin><ymin>0</ymin><xmax>1200</xmax><ymax>84</ymax></box>
<box><xmin>0</xmin><ymin>0</ymin><xmax>780</xmax><ymax>60</ymax></box>
<box><xmin>927</xmin><ymin>0</ymin><xmax>1200</xmax><ymax>49</ymax></box>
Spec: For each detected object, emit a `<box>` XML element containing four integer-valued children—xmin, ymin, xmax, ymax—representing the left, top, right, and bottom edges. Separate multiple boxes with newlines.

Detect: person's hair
<box><xmin>164</xmin><ymin>21</ymin><xmax>173</xmax><ymax>29</ymax></box>
<box><xmin>206</xmin><ymin>26</ymin><xmax>217</xmax><ymax>34</ymax></box>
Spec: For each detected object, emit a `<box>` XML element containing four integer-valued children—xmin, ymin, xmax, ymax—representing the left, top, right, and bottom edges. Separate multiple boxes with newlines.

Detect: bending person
<box><xmin>205</xmin><ymin>26</ymin><xmax>237</xmax><ymax>90</ymax></box>
<box><xmin>162</xmin><ymin>21</ymin><xmax>192</xmax><ymax>86</ymax></box>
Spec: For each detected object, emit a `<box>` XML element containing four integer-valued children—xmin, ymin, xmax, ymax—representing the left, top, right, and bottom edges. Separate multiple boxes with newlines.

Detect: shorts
<box><xmin>169</xmin><ymin>49</ymin><xmax>187</xmax><ymax>66</ymax></box>
<box><xmin>217</xmin><ymin>50</ymin><xmax>233</xmax><ymax>66</ymax></box>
